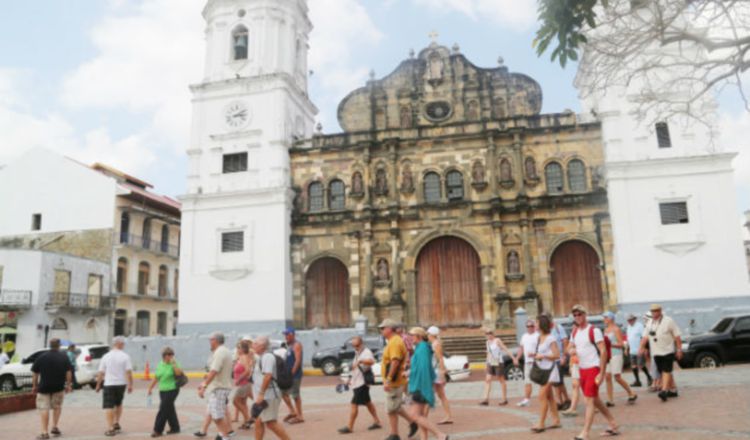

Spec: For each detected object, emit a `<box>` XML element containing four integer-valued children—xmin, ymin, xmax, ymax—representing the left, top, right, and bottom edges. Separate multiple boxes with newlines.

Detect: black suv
<box><xmin>679</xmin><ymin>315</ymin><xmax>750</xmax><ymax>369</ymax></box>
<box><xmin>311</xmin><ymin>336</ymin><xmax>384</xmax><ymax>375</ymax></box>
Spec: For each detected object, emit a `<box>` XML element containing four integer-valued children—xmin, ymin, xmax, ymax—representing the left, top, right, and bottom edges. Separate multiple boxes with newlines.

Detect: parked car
<box><xmin>0</xmin><ymin>343</ymin><xmax>109</xmax><ymax>392</ymax></box>
<box><xmin>340</xmin><ymin>353</ymin><xmax>471</xmax><ymax>384</ymax></box>
<box><xmin>312</xmin><ymin>336</ymin><xmax>384</xmax><ymax>376</ymax></box>
<box><xmin>679</xmin><ymin>315</ymin><xmax>750</xmax><ymax>369</ymax></box>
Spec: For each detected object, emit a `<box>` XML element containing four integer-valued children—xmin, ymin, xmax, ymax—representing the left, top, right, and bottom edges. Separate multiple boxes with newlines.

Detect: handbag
<box><xmin>359</xmin><ymin>364</ymin><xmax>375</xmax><ymax>386</ymax></box>
<box><xmin>529</xmin><ymin>338</ymin><xmax>553</xmax><ymax>386</ymax></box>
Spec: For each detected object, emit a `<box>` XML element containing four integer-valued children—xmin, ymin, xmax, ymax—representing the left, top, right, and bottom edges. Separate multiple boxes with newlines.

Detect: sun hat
<box><xmin>427</xmin><ymin>326</ymin><xmax>440</xmax><ymax>336</ymax></box>
<box><xmin>378</xmin><ymin>318</ymin><xmax>399</xmax><ymax>328</ymax></box>
<box><xmin>571</xmin><ymin>304</ymin><xmax>587</xmax><ymax>314</ymax></box>
<box><xmin>408</xmin><ymin>327</ymin><xmax>427</xmax><ymax>339</ymax></box>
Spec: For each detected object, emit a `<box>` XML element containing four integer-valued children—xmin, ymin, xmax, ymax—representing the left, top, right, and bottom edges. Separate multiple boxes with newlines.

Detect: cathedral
<box><xmin>178</xmin><ymin>0</ymin><xmax>749</xmax><ymax>336</ymax></box>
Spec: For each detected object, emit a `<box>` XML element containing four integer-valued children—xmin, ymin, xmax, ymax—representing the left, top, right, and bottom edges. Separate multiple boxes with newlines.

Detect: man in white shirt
<box><xmin>639</xmin><ymin>304</ymin><xmax>683</xmax><ymax>402</ymax></box>
<box><xmin>568</xmin><ymin>305</ymin><xmax>619</xmax><ymax>439</ymax></box>
<box><xmin>252</xmin><ymin>336</ymin><xmax>290</xmax><ymax>440</ymax></box>
<box><xmin>626</xmin><ymin>313</ymin><xmax>651</xmax><ymax>387</ymax></box>
<box><xmin>198</xmin><ymin>332</ymin><xmax>233</xmax><ymax>440</ymax></box>
<box><xmin>516</xmin><ymin>319</ymin><xmax>538</xmax><ymax>407</ymax></box>
<box><xmin>338</xmin><ymin>336</ymin><xmax>382</xmax><ymax>434</ymax></box>
<box><xmin>95</xmin><ymin>336</ymin><xmax>133</xmax><ymax>437</ymax></box>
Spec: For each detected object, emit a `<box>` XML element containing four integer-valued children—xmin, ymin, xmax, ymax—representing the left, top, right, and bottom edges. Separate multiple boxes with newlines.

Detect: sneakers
<box><xmin>193</xmin><ymin>432</ymin><xmax>207</xmax><ymax>438</ymax></box>
<box><xmin>517</xmin><ymin>398</ymin><xmax>530</xmax><ymax>407</ymax></box>
<box><xmin>631</xmin><ymin>381</ymin><xmax>642</xmax><ymax>387</ymax></box>
<box><xmin>338</xmin><ymin>427</ymin><xmax>352</xmax><ymax>434</ymax></box>
<box><xmin>667</xmin><ymin>390</ymin><xmax>679</xmax><ymax>398</ymax></box>
<box><xmin>658</xmin><ymin>390</ymin><xmax>669</xmax><ymax>402</ymax></box>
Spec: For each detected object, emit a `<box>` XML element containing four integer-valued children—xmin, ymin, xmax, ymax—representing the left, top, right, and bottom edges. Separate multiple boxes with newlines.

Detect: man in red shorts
<box><xmin>568</xmin><ymin>305</ymin><xmax>619</xmax><ymax>439</ymax></box>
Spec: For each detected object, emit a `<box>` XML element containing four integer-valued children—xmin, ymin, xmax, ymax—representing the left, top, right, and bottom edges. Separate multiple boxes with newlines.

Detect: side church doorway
<box><xmin>550</xmin><ymin>240</ymin><xmax>604</xmax><ymax>316</ymax></box>
<box><xmin>305</xmin><ymin>258</ymin><xmax>351</xmax><ymax>328</ymax></box>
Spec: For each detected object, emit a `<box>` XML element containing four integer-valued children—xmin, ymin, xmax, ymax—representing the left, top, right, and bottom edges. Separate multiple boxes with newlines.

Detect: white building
<box><xmin>178</xmin><ymin>0</ymin><xmax>316</xmax><ymax>334</ymax></box>
<box><xmin>577</xmin><ymin>7</ymin><xmax>750</xmax><ymax>322</ymax></box>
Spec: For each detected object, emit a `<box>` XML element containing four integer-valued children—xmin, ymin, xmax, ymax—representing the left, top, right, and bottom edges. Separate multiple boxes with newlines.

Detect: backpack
<box><xmin>573</xmin><ymin>325</ymin><xmax>612</xmax><ymax>364</ymax></box>
<box><xmin>272</xmin><ymin>354</ymin><xmax>294</xmax><ymax>391</ymax></box>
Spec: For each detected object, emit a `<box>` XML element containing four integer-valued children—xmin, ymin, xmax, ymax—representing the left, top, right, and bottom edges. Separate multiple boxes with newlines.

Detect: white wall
<box><xmin>0</xmin><ymin>148</ymin><xmax>117</xmax><ymax>236</ymax></box>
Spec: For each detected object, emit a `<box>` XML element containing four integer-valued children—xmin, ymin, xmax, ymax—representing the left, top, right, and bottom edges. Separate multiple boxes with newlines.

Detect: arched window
<box><xmin>142</xmin><ymin>218</ymin><xmax>152</xmax><ymax>250</ymax></box>
<box><xmin>119</xmin><ymin>212</ymin><xmax>130</xmax><ymax>244</ymax></box>
<box><xmin>423</xmin><ymin>172</ymin><xmax>441</xmax><ymax>203</ymax></box>
<box><xmin>232</xmin><ymin>25</ymin><xmax>249</xmax><ymax>60</ymax></box>
<box><xmin>567</xmin><ymin>159</ymin><xmax>587</xmax><ymax>192</ymax></box>
<box><xmin>545</xmin><ymin>162</ymin><xmax>564</xmax><ymax>194</ymax></box>
<box><xmin>116</xmin><ymin>258</ymin><xmax>128</xmax><ymax>294</ymax></box>
<box><xmin>446</xmin><ymin>170</ymin><xmax>464</xmax><ymax>201</ymax></box>
<box><xmin>158</xmin><ymin>265</ymin><xmax>168</xmax><ymax>297</ymax></box>
<box><xmin>160</xmin><ymin>224</ymin><xmax>169</xmax><ymax>253</ymax></box>
<box><xmin>308</xmin><ymin>182</ymin><xmax>324</xmax><ymax>212</ymax></box>
<box><xmin>329</xmin><ymin>179</ymin><xmax>345</xmax><ymax>210</ymax></box>
<box><xmin>138</xmin><ymin>262</ymin><xmax>150</xmax><ymax>295</ymax></box>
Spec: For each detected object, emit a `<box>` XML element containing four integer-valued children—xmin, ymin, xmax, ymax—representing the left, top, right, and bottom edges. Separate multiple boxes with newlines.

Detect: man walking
<box><xmin>639</xmin><ymin>304</ymin><xmax>682</xmax><ymax>401</ymax></box>
<box><xmin>626</xmin><ymin>313</ymin><xmax>651</xmax><ymax>387</ymax></box>
<box><xmin>96</xmin><ymin>336</ymin><xmax>133</xmax><ymax>436</ymax></box>
<box><xmin>197</xmin><ymin>332</ymin><xmax>233</xmax><ymax>440</ymax></box>
<box><xmin>550</xmin><ymin>316</ymin><xmax>571</xmax><ymax>410</ymax></box>
<box><xmin>338</xmin><ymin>336</ymin><xmax>382</xmax><ymax>434</ymax></box>
<box><xmin>379</xmin><ymin>319</ymin><xmax>417</xmax><ymax>440</ymax></box>
<box><xmin>32</xmin><ymin>338</ymin><xmax>73</xmax><ymax>439</ymax></box>
<box><xmin>516</xmin><ymin>319</ymin><xmax>538</xmax><ymax>407</ymax></box>
<box><xmin>568</xmin><ymin>305</ymin><xmax>619</xmax><ymax>439</ymax></box>
<box><xmin>252</xmin><ymin>336</ymin><xmax>290</xmax><ymax>440</ymax></box>
<box><xmin>281</xmin><ymin>327</ymin><xmax>304</xmax><ymax>424</ymax></box>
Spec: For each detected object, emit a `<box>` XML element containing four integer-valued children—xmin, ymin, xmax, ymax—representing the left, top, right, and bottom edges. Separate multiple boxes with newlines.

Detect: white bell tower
<box><xmin>179</xmin><ymin>0</ymin><xmax>317</xmax><ymax>334</ymax></box>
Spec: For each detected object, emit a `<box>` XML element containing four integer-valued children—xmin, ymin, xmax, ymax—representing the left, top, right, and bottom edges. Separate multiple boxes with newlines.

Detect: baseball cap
<box><xmin>602</xmin><ymin>311</ymin><xmax>616</xmax><ymax>320</ymax></box>
<box><xmin>427</xmin><ymin>326</ymin><xmax>440</xmax><ymax>336</ymax></box>
<box><xmin>627</xmin><ymin>313</ymin><xmax>637</xmax><ymax>320</ymax></box>
<box><xmin>378</xmin><ymin>318</ymin><xmax>398</xmax><ymax>328</ymax></box>
<box><xmin>571</xmin><ymin>304</ymin><xmax>587</xmax><ymax>314</ymax></box>
<box><xmin>282</xmin><ymin>327</ymin><xmax>296</xmax><ymax>335</ymax></box>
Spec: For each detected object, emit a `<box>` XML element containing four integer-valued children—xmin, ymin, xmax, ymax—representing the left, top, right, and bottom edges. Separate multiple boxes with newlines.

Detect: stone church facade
<box><xmin>289</xmin><ymin>42</ymin><xmax>616</xmax><ymax>329</ymax></box>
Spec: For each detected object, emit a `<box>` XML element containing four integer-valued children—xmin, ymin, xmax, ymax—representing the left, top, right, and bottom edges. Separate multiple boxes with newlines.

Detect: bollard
<box><xmin>143</xmin><ymin>361</ymin><xmax>150</xmax><ymax>381</ymax></box>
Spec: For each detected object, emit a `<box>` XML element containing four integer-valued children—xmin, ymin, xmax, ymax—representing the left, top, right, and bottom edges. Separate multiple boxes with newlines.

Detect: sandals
<box><xmin>479</xmin><ymin>400</ymin><xmax>489</xmax><ymax>406</ymax></box>
<box><xmin>287</xmin><ymin>417</ymin><xmax>304</xmax><ymax>424</ymax></box>
<box><xmin>605</xmin><ymin>401</ymin><xmax>615</xmax><ymax>407</ymax></box>
<box><xmin>437</xmin><ymin>420</ymin><xmax>454</xmax><ymax>425</ymax></box>
<box><xmin>548</xmin><ymin>424</ymin><xmax>562</xmax><ymax>429</ymax></box>
<box><xmin>239</xmin><ymin>421</ymin><xmax>254</xmax><ymax>430</ymax></box>
<box><xmin>283</xmin><ymin>414</ymin><xmax>296</xmax><ymax>422</ymax></box>
<box><xmin>104</xmin><ymin>430</ymin><xmax>117</xmax><ymax>437</ymax></box>
<box><xmin>36</xmin><ymin>435</ymin><xmax>50</xmax><ymax>440</ymax></box>
<box><xmin>113</xmin><ymin>423</ymin><xmax>122</xmax><ymax>432</ymax></box>
<box><xmin>51</xmin><ymin>428</ymin><xmax>62</xmax><ymax>437</ymax></box>
<box><xmin>531</xmin><ymin>427</ymin><xmax>545</xmax><ymax>433</ymax></box>
<box><xmin>628</xmin><ymin>394</ymin><xmax>638</xmax><ymax>404</ymax></box>
<box><xmin>602</xmin><ymin>428</ymin><xmax>621</xmax><ymax>436</ymax></box>
<box><xmin>498</xmin><ymin>400</ymin><xmax>509</xmax><ymax>406</ymax></box>
<box><xmin>337</xmin><ymin>427</ymin><xmax>353</xmax><ymax>434</ymax></box>
<box><xmin>367</xmin><ymin>423</ymin><xmax>382</xmax><ymax>430</ymax></box>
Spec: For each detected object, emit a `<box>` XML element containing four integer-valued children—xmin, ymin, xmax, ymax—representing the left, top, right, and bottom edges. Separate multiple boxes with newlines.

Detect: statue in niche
<box><xmin>377</xmin><ymin>258</ymin><xmax>390</xmax><ymax>281</ymax></box>
<box><xmin>400</xmin><ymin>106</ymin><xmax>412</xmax><ymax>128</ymax></box>
<box><xmin>426</xmin><ymin>52</ymin><xmax>444</xmax><ymax>83</ymax></box>
<box><xmin>472</xmin><ymin>161</ymin><xmax>485</xmax><ymax>183</ymax></box>
<box><xmin>292</xmin><ymin>187</ymin><xmax>304</xmax><ymax>213</ymax></box>
<box><xmin>375</xmin><ymin>168</ymin><xmax>388</xmax><ymax>195</ymax></box>
<box><xmin>401</xmin><ymin>164</ymin><xmax>414</xmax><ymax>193</ymax></box>
<box><xmin>525</xmin><ymin>157</ymin><xmax>538</xmax><ymax>180</ymax></box>
<box><xmin>466</xmin><ymin>100</ymin><xmax>479</xmax><ymax>120</ymax></box>
<box><xmin>351</xmin><ymin>171</ymin><xmax>364</xmax><ymax>194</ymax></box>
<box><xmin>500</xmin><ymin>158</ymin><xmax>513</xmax><ymax>182</ymax></box>
<box><xmin>507</xmin><ymin>251</ymin><xmax>521</xmax><ymax>274</ymax></box>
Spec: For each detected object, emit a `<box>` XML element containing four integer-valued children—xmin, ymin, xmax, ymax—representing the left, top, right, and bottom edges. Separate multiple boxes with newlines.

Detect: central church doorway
<box><xmin>416</xmin><ymin>236</ymin><xmax>483</xmax><ymax>326</ymax></box>
<box><xmin>305</xmin><ymin>257</ymin><xmax>351</xmax><ymax>328</ymax></box>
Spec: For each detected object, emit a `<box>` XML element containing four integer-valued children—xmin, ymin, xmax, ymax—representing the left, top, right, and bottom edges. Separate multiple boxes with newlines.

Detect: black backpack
<box><xmin>272</xmin><ymin>354</ymin><xmax>293</xmax><ymax>391</ymax></box>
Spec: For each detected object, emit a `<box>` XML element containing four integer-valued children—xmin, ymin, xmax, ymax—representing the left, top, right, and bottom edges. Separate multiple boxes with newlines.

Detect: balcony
<box><xmin>118</xmin><ymin>233</ymin><xmax>179</xmax><ymax>258</ymax></box>
<box><xmin>46</xmin><ymin>292</ymin><xmax>116</xmax><ymax>313</ymax></box>
<box><xmin>0</xmin><ymin>290</ymin><xmax>32</xmax><ymax>311</ymax></box>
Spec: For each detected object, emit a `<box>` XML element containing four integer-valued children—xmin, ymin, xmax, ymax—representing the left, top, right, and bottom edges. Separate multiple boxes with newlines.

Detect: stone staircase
<box><xmin>441</xmin><ymin>330</ymin><xmax>517</xmax><ymax>363</ymax></box>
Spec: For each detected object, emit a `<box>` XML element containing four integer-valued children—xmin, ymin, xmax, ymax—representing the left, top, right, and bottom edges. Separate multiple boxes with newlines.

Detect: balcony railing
<box><xmin>0</xmin><ymin>290</ymin><xmax>32</xmax><ymax>310</ymax></box>
<box><xmin>118</xmin><ymin>233</ymin><xmax>179</xmax><ymax>258</ymax></box>
<box><xmin>46</xmin><ymin>292</ymin><xmax>116</xmax><ymax>310</ymax></box>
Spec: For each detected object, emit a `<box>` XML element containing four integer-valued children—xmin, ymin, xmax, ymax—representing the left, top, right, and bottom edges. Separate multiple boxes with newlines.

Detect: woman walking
<box><xmin>407</xmin><ymin>327</ymin><xmax>449</xmax><ymax>440</ymax></box>
<box><xmin>147</xmin><ymin>347</ymin><xmax>182</xmax><ymax>437</ymax></box>
<box><xmin>480</xmin><ymin>328</ymin><xmax>517</xmax><ymax>406</ymax></box>
<box><xmin>530</xmin><ymin>315</ymin><xmax>561</xmax><ymax>433</ymax></box>
<box><xmin>233</xmin><ymin>339</ymin><xmax>254</xmax><ymax>430</ymax></box>
<box><xmin>427</xmin><ymin>326</ymin><xmax>453</xmax><ymax>425</ymax></box>
<box><xmin>603</xmin><ymin>312</ymin><xmax>638</xmax><ymax>406</ymax></box>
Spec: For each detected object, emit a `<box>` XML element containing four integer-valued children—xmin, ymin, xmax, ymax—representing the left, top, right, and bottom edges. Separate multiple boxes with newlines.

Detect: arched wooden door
<box><xmin>551</xmin><ymin>241</ymin><xmax>604</xmax><ymax>316</ymax></box>
<box><xmin>305</xmin><ymin>258</ymin><xmax>351</xmax><ymax>328</ymax></box>
<box><xmin>416</xmin><ymin>236</ymin><xmax>483</xmax><ymax>326</ymax></box>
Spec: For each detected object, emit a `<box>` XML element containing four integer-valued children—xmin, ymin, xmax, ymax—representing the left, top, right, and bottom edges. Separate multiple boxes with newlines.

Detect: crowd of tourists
<box><xmin>25</xmin><ymin>303</ymin><xmax>684</xmax><ymax>440</ymax></box>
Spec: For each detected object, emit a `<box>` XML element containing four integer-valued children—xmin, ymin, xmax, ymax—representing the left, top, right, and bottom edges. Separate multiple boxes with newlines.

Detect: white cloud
<box><xmin>411</xmin><ymin>0</ymin><xmax>537</xmax><ymax>32</ymax></box>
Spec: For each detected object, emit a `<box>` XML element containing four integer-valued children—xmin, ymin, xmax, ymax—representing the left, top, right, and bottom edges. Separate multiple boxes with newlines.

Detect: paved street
<box><xmin>2</xmin><ymin>366</ymin><xmax>749</xmax><ymax>439</ymax></box>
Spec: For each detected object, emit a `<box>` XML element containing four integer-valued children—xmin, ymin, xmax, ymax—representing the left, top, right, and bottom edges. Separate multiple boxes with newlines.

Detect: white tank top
<box><xmin>487</xmin><ymin>339</ymin><xmax>503</xmax><ymax>363</ymax></box>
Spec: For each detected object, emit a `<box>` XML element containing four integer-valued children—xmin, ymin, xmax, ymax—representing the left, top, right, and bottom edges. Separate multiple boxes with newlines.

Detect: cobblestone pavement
<box><xmin>2</xmin><ymin>365</ymin><xmax>749</xmax><ymax>439</ymax></box>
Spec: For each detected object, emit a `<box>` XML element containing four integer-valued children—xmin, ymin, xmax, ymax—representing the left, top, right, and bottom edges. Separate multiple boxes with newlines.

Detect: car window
<box><xmin>734</xmin><ymin>318</ymin><xmax>750</xmax><ymax>333</ymax></box>
<box><xmin>25</xmin><ymin>350</ymin><xmax>48</xmax><ymax>364</ymax></box>
<box><xmin>711</xmin><ymin>318</ymin><xmax>734</xmax><ymax>333</ymax></box>
<box><xmin>88</xmin><ymin>347</ymin><xmax>109</xmax><ymax>359</ymax></box>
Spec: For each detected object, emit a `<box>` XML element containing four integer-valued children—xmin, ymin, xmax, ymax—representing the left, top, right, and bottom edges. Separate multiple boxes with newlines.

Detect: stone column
<box><xmin>486</xmin><ymin>133</ymin><xmax>498</xmax><ymax>195</ymax></box>
<box><xmin>348</xmin><ymin>231</ymin><xmax>362</xmax><ymax>313</ymax></box>
<box><xmin>388</xmin><ymin>141</ymin><xmax>398</xmax><ymax>208</ymax></box>
<box><xmin>520</xmin><ymin>217</ymin><xmax>539</xmax><ymax>317</ymax></box>
<box><xmin>404</xmin><ymin>269</ymin><xmax>417</xmax><ymax>324</ymax></box>
<box><xmin>532</xmin><ymin>220</ymin><xmax>551</xmax><ymax>312</ymax></box>
<box><xmin>360</xmin><ymin>228</ymin><xmax>377</xmax><ymax>325</ymax></box>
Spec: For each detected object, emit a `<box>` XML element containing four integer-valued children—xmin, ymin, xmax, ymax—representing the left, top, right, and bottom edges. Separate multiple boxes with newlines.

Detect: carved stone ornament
<box><xmin>350</xmin><ymin>171</ymin><xmax>365</xmax><ymax>198</ymax></box>
<box><xmin>374</xmin><ymin>168</ymin><xmax>388</xmax><ymax>196</ymax></box>
<box><xmin>471</xmin><ymin>161</ymin><xmax>487</xmax><ymax>190</ymax></box>
<box><xmin>424</xmin><ymin>101</ymin><xmax>452</xmax><ymax>122</ymax></box>
<box><xmin>400</xmin><ymin>164</ymin><xmax>415</xmax><ymax>194</ymax></box>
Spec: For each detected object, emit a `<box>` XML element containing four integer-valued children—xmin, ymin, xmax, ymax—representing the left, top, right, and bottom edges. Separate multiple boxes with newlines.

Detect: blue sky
<box><xmin>0</xmin><ymin>0</ymin><xmax>747</xmax><ymax>232</ymax></box>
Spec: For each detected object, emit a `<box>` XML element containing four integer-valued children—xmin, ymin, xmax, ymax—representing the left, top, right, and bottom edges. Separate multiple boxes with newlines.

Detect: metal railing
<box><xmin>118</xmin><ymin>233</ymin><xmax>179</xmax><ymax>258</ymax></box>
<box><xmin>0</xmin><ymin>290</ymin><xmax>32</xmax><ymax>309</ymax></box>
<box><xmin>46</xmin><ymin>292</ymin><xmax>116</xmax><ymax>310</ymax></box>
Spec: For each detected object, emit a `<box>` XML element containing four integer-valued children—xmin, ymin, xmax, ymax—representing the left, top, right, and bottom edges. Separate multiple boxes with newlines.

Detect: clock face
<box><xmin>224</xmin><ymin>101</ymin><xmax>250</xmax><ymax>129</ymax></box>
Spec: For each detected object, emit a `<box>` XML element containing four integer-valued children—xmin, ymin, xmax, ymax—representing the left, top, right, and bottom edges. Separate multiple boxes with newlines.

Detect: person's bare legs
<box><xmin>568</xmin><ymin>379</ymin><xmax>580</xmax><ymax>411</ymax></box>
<box><xmin>52</xmin><ymin>407</ymin><xmax>62</xmax><ymax>431</ymax></box>
<box><xmin>592</xmin><ymin>397</ymin><xmax>618</xmax><ymax>433</ymax></box>
<box><xmin>498</xmin><ymin>376</ymin><xmax>508</xmax><ymax>402</ymax></box>
<box><xmin>407</xmin><ymin>403</ymin><xmax>447</xmax><ymax>440</ymax></box>
<box><xmin>114</xmin><ymin>405</ymin><xmax>123</xmax><ymax>426</ymax></box>
<box><xmin>266</xmin><ymin>421</ymin><xmax>290</xmax><ymax>440</ymax></box>
<box><xmin>199</xmin><ymin>413</ymin><xmax>211</xmax><ymax>434</ymax></box>
<box><xmin>525</xmin><ymin>383</ymin><xmax>532</xmax><ymax>400</ymax></box>
<box><xmin>234</xmin><ymin>395</ymin><xmax>249</xmax><ymax>425</ymax></box>
<box><xmin>606</xmin><ymin>373</ymin><xmax>615</xmax><ymax>403</ymax></box>
<box><xmin>387</xmin><ymin>410</ymin><xmax>399</xmax><ymax>437</ymax></box>
<box><xmin>534</xmin><ymin>384</ymin><xmax>550</xmax><ymax>429</ymax></box>
<box><xmin>433</xmin><ymin>382</ymin><xmax>452</xmax><ymax>422</ymax></box>
<box><xmin>615</xmin><ymin>374</ymin><xmax>635</xmax><ymax>397</ymax></box>
<box><xmin>281</xmin><ymin>394</ymin><xmax>296</xmax><ymax>419</ymax></box>
<box><xmin>364</xmin><ymin>402</ymin><xmax>381</xmax><ymax>425</ymax></box>
<box><xmin>481</xmin><ymin>375</ymin><xmax>492</xmax><ymax>403</ymax></box>
<box><xmin>40</xmin><ymin>409</ymin><xmax>50</xmax><ymax>435</ymax></box>
<box><xmin>293</xmin><ymin>396</ymin><xmax>303</xmax><ymax>421</ymax></box>
<box><xmin>213</xmin><ymin>417</ymin><xmax>231</xmax><ymax>438</ymax></box>
<box><xmin>347</xmin><ymin>404</ymin><xmax>359</xmax><ymax>431</ymax></box>
<box><xmin>548</xmin><ymin>386</ymin><xmax>560</xmax><ymax>426</ymax></box>
<box><xmin>577</xmin><ymin>396</ymin><xmax>596</xmax><ymax>439</ymax></box>
<box><xmin>105</xmin><ymin>409</ymin><xmax>115</xmax><ymax>431</ymax></box>
<box><xmin>254</xmin><ymin>418</ymin><xmax>264</xmax><ymax>440</ymax></box>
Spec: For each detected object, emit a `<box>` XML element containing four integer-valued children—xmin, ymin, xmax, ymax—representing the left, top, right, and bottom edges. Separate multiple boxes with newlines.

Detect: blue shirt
<box><xmin>286</xmin><ymin>341</ymin><xmax>303</xmax><ymax>380</ymax></box>
<box><xmin>551</xmin><ymin>324</ymin><xmax>568</xmax><ymax>360</ymax></box>
<box><xmin>626</xmin><ymin>321</ymin><xmax>645</xmax><ymax>352</ymax></box>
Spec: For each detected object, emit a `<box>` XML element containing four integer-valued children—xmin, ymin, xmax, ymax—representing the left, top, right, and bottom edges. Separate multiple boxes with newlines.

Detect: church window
<box><xmin>232</xmin><ymin>25</ymin><xmax>249</xmax><ymax>61</ymax></box>
<box><xmin>659</xmin><ymin>202</ymin><xmax>689</xmax><ymax>225</ymax></box>
<box><xmin>329</xmin><ymin>179</ymin><xmax>345</xmax><ymax>211</ymax></box>
<box><xmin>221</xmin><ymin>231</ymin><xmax>244</xmax><ymax>253</ymax></box>
<box><xmin>424</xmin><ymin>172</ymin><xmax>441</xmax><ymax>204</ymax></box>
<box><xmin>567</xmin><ymin>159</ymin><xmax>587</xmax><ymax>192</ymax></box>
<box><xmin>223</xmin><ymin>152</ymin><xmax>248</xmax><ymax>173</ymax></box>
<box><xmin>656</xmin><ymin>122</ymin><xmax>672</xmax><ymax>148</ymax></box>
<box><xmin>545</xmin><ymin>162</ymin><xmax>564</xmax><ymax>194</ymax></box>
<box><xmin>446</xmin><ymin>170</ymin><xmax>464</xmax><ymax>201</ymax></box>
<box><xmin>308</xmin><ymin>182</ymin><xmax>324</xmax><ymax>212</ymax></box>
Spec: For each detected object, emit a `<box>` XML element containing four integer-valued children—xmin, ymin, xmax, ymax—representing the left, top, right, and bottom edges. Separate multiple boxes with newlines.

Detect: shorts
<box><xmin>384</xmin><ymin>386</ymin><xmax>404</xmax><ymax>413</ymax></box>
<box><xmin>102</xmin><ymin>385</ymin><xmax>126</xmax><ymax>409</ymax></box>
<box><xmin>571</xmin><ymin>364</ymin><xmax>580</xmax><ymax>380</ymax></box>
<box><xmin>579</xmin><ymin>367</ymin><xmax>601</xmax><ymax>398</ymax></box>
<box><xmin>259</xmin><ymin>398</ymin><xmax>280</xmax><ymax>423</ymax></box>
<box><xmin>283</xmin><ymin>377</ymin><xmax>302</xmax><ymax>399</ymax></box>
<box><xmin>351</xmin><ymin>385</ymin><xmax>372</xmax><ymax>406</ymax></box>
<box><xmin>630</xmin><ymin>354</ymin><xmax>645</xmax><ymax>368</ymax></box>
<box><xmin>234</xmin><ymin>383</ymin><xmax>252</xmax><ymax>399</ymax></box>
<box><xmin>207</xmin><ymin>388</ymin><xmax>231</xmax><ymax>420</ymax></box>
<box><xmin>486</xmin><ymin>362</ymin><xmax>504</xmax><ymax>377</ymax></box>
<box><xmin>553</xmin><ymin>361</ymin><xmax>565</xmax><ymax>386</ymax></box>
<box><xmin>607</xmin><ymin>354</ymin><xmax>624</xmax><ymax>375</ymax></box>
<box><xmin>524</xmin><ymin>363</ymin><xmax>534</xmax><ymax>385</ymax></box>
<box><xmin>37</xmin><ymin>391</ymin><xmax>64</xmax><ymax>411</ymax></box>
<box><xmin>654</xmin><ymin>354</ymin><xmax>675</xmax><ymax>374</ymax></box>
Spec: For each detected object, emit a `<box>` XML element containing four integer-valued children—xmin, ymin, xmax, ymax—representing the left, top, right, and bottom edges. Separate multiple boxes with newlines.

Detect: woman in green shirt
<box><xmin>147</xmin><ymin>347</ymin><xmax>183</xmax><ymax>437</ymax></box>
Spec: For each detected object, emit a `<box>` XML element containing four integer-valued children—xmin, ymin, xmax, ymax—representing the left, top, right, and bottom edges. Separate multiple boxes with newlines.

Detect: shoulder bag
<box><xmin>529</xmin><ymin>337</ymin><xmax>553</xmax><ymax>386</ymax></box>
